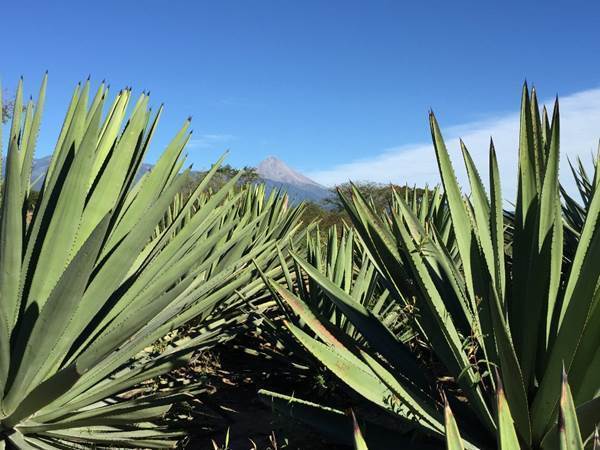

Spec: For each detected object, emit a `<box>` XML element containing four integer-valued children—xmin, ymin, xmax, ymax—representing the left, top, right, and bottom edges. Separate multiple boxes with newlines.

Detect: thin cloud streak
<box><xmin>188</xmin><ymin>133</ymin><xmax>236</xmax><ymax>149</ymax></box>
<box><xmin>307</xmin><ymin>87</ymin><xmax>600</xmax><ymax>199</ymax></box>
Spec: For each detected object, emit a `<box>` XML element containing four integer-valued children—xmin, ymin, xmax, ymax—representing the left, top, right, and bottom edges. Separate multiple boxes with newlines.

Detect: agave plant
<box><xmin>351</xmin><ymin>372</ymin><xmax>598</xmax><ymax>450</ymax></box>
<box><xmin>245</xmin><ymin>223</ymin><xmax>420</xmax><ymax>385</ymax></box>
<box><xmin>0</xmin><ymin>76</ymin><xmax>300</xmax><ymax>448</ymax></box>
<box><xmin>257</xmin><ymin>188</ymin><xmax>448</xmax><ymax>362</ymax></box>
<box><xmin>560</xmin><ymin>154</ymin><xmax>599</xmax><ymax>261</ymax></box>
<box><xmin>166</xmin><ymin>184</ymin><xmax>308</xmax><ymax>348</ymax></box>
<box><xmin>390</xmin><ymin>183</ymin><xmax>456</xmax><ymax>255</ymax></box>
<box><xmin>261</xmin><ymin>85</ymin><xmax>600</xmax><ymax>448</ymax></box>
<box><xmin>279</xmin><ymin>226</ymin><xmax>414</xmax><ymax>341</ymax></box>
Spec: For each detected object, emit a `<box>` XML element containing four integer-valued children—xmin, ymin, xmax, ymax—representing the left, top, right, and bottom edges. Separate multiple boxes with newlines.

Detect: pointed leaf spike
<box><xmin>350</xmin><ymin>410</ymin><xmax>369</xmax><ymax>450</ymax></box>
<box><xmin>558</xmin><ymin>368</ymin><xmax>584</xmax><ymax>450</ymax></box>
<box><xmin>444</xmin><ymin>395</ymin><xmax>465</xmax><ymax>450</ymax></box>
<box><xmin>496</xmin><ymin>373</ymin><xmax>522</xmax><ymax>449</ymax></box>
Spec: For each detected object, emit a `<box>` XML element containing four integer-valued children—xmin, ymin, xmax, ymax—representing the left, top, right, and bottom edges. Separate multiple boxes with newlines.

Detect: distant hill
<box><xmin>28</xmin><ymin>155</ymin><xmax>334</xmax><ymax>206</ymax></box>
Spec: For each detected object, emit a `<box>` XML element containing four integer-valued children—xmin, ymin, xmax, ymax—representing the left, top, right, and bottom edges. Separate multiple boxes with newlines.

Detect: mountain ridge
<box><xmin>29</xmin><ymin>155</ymin><xmax>333</xmax><ymax>206</ymax></box>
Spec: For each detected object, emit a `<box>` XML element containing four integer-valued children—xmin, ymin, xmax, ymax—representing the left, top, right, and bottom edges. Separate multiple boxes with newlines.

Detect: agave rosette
<box><xmin>0</xmin><ymin>76</ymin><xmax>300</xmax><ymax>448</ymax></box>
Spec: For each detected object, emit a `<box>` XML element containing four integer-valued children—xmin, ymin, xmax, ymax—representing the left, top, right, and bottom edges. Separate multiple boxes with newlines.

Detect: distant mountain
<box><xmin>29</xmin><ymin>156</ymin><xmax>153</xmax><ymax>190</ymax></box>
<box><xmin>31</xmin><ymin>155</ymin><xmax>52</xmax><ymax>187</ymax></box>
<box><xmin>28</xmin><ymin>155</ymin><xmax>334</xmax><ymax>206</ymax></box>
<box><xmin>256</xmin><ymin>156</ymin><xmax>333</xmax><ymax>205</ymax></box>
<box><xmin>257</xmin><ymin>156</ymin><xmax>323</xmax><ymax>188</ymax></box>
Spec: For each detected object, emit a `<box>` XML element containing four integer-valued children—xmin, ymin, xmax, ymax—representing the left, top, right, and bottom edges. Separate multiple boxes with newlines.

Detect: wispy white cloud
<box><xmin>188</xmin><ymin>133</ymin><xmax>236</xmax><ymax>149</ymax></box>
<box><xmin>307</xmin><ymin>87</ymin><xmax>600</xmax><ymax>199</ymax></box>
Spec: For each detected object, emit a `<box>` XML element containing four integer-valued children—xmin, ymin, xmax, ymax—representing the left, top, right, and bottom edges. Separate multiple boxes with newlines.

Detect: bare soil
<box><xmin>174</xmin><ymin>336</ymin><xmax>351</xmax><ymax>450</ymax></box>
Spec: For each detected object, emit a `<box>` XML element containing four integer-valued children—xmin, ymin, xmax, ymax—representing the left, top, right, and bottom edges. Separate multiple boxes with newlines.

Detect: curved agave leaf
<box><xmin>444</xmin><ymin>398</ymin><xmax>465</xmax><ymax>450</ymax></box>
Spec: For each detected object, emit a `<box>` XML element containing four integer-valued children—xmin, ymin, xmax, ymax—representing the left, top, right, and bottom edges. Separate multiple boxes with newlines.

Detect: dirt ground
<box><xmin>173</xmin><ymin>337</ymin><xmax>351</xmax><ymax>450</ymax></box>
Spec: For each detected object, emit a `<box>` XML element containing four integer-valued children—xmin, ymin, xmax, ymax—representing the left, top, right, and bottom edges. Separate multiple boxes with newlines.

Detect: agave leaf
<box><xmin>430</xmin><ymin>117</ymin><xmax>500</xmax><ymax>388</ymax></box>
<box><xmin>8</xmin><ymin>78</ymin><xmax>23</xmax><ymax>156</ymax></box>
<box><xmin>3</xmin><ymin>213</ymin><xmax>112</xmax><ymax>419</ymax></box>
<box><xmin>285</xmin><ymin>321</ymin><xmax>395</xmax><ymax>410</ymax></box>
<box><xmin>444</xmin><ymin>399</ymin><xmax>465</xmax><ymax>450</ymax></box>
<box><xmin>286</xmin><ymin>320</ymin><xmax>445</xmax><ymax>434</ymax></box>
<box><xmin>568</xmin><ymin>301</ymin><xmax>600</xmax><ymax>405</ymax></box>
<box><xmin>289</xmin><ymin>251</ymin><xmax>427</xmax><ymax>387</ymax></box>
<box><xmin>269</xmin><ymin>281</ymin><xmax>345</xmax><ymax>347</ymax></box>
<box><xmin>88</xmin><ymin>88</ymin><xmax>131</xmax><ymax>186</ymax></box>
<box><xmin>44</xmin><ymin>83</ymin><xmax>81</xmax><ymax>183</ymax></box>
<box><xmin>519</xmin><ymin>99</ymin><xmax>561</xmax><ymax>387</ymax></box>
<box><xmin>351</xmin><ymin>410</ymin><xmax>369</xmax><ymax>450</ymax></box>
<box><xmin>539</xmin><ymin>396</ymin><xmax>600</xmax><ymax>450</ymax></box>
<box><xmin>23</xmin><ymin>81</ymin><xmax>93</xmax><ymax>312</ymax></box>
<box><xmin>338</xmin><ymin>184</ymin><xmax>408</xmax><ymax>301</ymax></box>
<box><xmin>509</xmin><ymin>84</ymin><xmax>541</xmax><ymax>392</ymax></box>
<box><xmin>532</xmin><ymin>165</ymin><xmax>600</xmax><ymax>440</ymax></box>
<box><xmin>65</xmin><ymin>170</ymin><xmax>194</xmax><ymax>356</ymax></box>
<box><xmin>460</xmin><ymin>141</ymin><xmax>494</xmax><ymax>284</ymax></box>
<box><xmin>544</xmin><ymin>195</ymin><xmax>564</xmax><ymax>353</ymax></box>
<box><xmin>488</xmin><ymin>285</ymin><xmax>532</xmax><ymax>445</ymax></box>
<box><xmin>29</xmin><ymin>402</ymin><xmax>172</xmax><ymax>432</ymax></box>
<box><xmin>358</xmin><ymin>350</ymin><xmax>444</xmax><ymax>435</ymax></box>
<box><xmin>392</xmin><ymin>192</ymin><xmax>473</xmax><ymax>331</ymax></box>
<box><xmin>515</xmin><ymin>83</ymin><xmax>537</xmax><ymax>219</ymax></box>
<box><xmin>496</xmin><ymin>378</ymin><xmax>521</xmax><ymax>450</ymax></box>
<box><xmin>258</xmin><ymin>390</ymin><xmax>433</xmax><ymax>450</ymax></box>
<box><xmin>488</xmin><ymin>141</ymin><xmax>505</xmax><ymax>302</ymax></box>
<box><xmin>0</xmin><ymin>120</ymin><xmax>23</xmax><ymax>332</ymax></box>
<box><xmin>429</xmin><ymin>113</ymin><xmax>481</xmax><ymax>304</ymax></box>
<box><xmin>36</xmin><ymin>429</ymin><xmax>181</xmax><ymax>449</ymax></box>
<box><xmin>20</xmin><ymin>74</ymin><xmax>47</xmax><ymax>196</ymax></box>
<box><xmin>391</xmin><ymin>196</ymin><xmax>495</xmax><ymax>433</ymax></box>
<box><xmin>105</xmin><ymin>118</ymin><xmax>191</xmax><ymax>249</ymax></box>
<box><xmin>259</xmin><ymin>389</ymin><xmax>355</xmax><ymax>445</ymax></box>
<box><xmin>0</xmin><ymin>81</ymin><xmax>2</xmax><ymax>175</ymax></box>
<box><xmin>530</xmin><ymin>87</ymin><xmax>546</xmax><ymax>185</ymax></box>
<box><xmin>38</xmin><ymin>328</ymin><xmax>225</xmax><ymax>421</ymax></box>
<box><xmin>558</xmin><ymin>370</ymin><xmax>584</xmax><ymax>450</ymax></box>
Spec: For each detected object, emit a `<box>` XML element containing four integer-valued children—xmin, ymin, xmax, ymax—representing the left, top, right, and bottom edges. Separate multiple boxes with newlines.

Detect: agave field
<box><xmin>0</xmin><ymin>76</ymin><xmax>598</xmax><ymax>449</ymax></box>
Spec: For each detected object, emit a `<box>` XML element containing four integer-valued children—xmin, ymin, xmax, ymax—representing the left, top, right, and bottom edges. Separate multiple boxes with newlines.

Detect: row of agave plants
<box><xmin>257</xmin><ymin>85</ymin><xmax>600</xmax><ymax>449</ymax></box>
<box><xmin>0</xmin><ymin>75</ymin><xmax>598</xmax><ymax>449</ymax></box>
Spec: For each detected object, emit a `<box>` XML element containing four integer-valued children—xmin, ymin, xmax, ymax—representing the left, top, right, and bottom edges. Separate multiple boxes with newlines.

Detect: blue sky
<box><xmin>3</xmin><ymin>1</ymin><xmax>600</xmax><ymax>189</ymax></box>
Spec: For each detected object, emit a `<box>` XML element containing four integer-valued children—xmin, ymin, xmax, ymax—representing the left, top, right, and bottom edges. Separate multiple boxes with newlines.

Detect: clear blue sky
<box><xmin>3</xmin><ymin>1</ymin><xmax>600</xmax><ymax>176</ymax></box>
